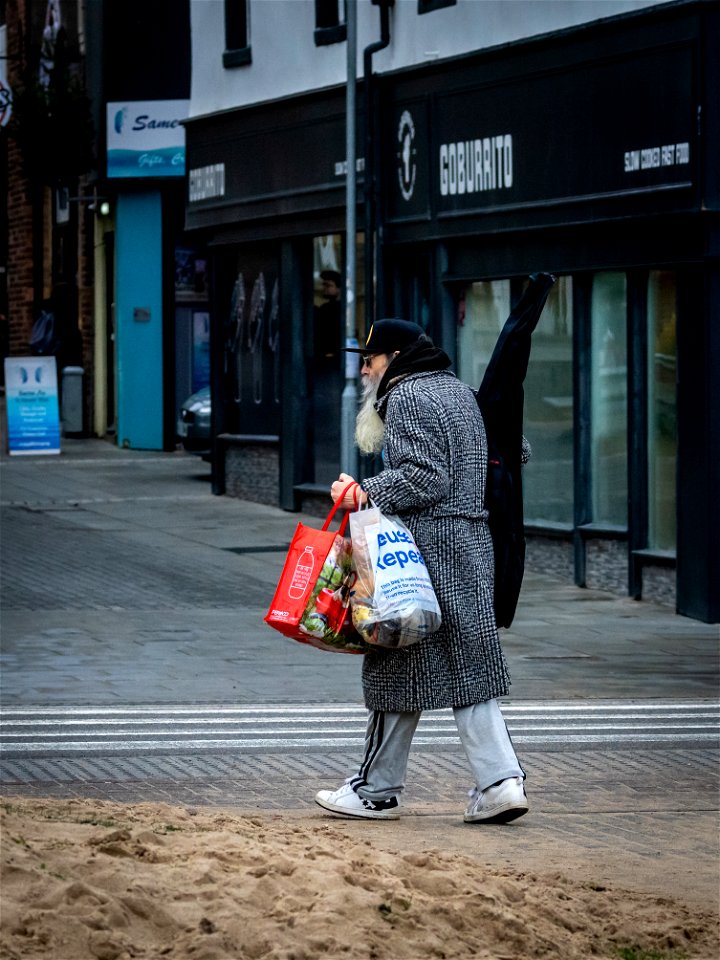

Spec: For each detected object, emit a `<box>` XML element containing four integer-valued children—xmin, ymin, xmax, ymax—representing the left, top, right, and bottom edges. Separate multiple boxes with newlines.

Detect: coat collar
<box><xmin>374</xmin><ymin>369</ymin><xmax>455</xmax><ymax>421</ymax></box>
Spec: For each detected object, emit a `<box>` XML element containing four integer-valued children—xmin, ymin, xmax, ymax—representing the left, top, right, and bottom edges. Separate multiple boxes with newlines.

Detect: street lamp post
<box><xmin>340</xmin><ymin>0</ymin><xmax>359</xmax><ymax>478</ymax></box>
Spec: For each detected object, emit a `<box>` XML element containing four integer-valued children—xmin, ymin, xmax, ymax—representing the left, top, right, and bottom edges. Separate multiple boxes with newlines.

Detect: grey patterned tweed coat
<box><xmin>360</xmin><ymin>370</ymin><xmax>510</xmax><ymax>712</ymax></box>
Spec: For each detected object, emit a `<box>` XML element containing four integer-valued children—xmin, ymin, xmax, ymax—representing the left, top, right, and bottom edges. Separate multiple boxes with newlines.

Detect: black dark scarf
<box><xmin>375</xmin><ymin>336</ymin><xmax>452</xmax><ymax>406</ymax></box>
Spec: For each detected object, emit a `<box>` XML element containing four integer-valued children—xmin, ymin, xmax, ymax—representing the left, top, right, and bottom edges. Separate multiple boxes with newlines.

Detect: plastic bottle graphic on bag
<box><xmin>288</xmin><ymin>545</ymin><xmax>315</xmax><ymax>599</ymax></box>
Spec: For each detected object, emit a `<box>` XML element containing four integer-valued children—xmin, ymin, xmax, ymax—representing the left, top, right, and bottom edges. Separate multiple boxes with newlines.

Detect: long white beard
<box><xmin>355</xmin><ymin>378</ymin><xmax>385</xmax><ymax>455</ymax></box>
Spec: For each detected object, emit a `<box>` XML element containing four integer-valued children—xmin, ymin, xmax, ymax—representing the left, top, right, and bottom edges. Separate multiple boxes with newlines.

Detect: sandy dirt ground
<box><xmin>1</xmin><ymin>796</ymin><xmax>718</xmax><ymax>960</ymax></box>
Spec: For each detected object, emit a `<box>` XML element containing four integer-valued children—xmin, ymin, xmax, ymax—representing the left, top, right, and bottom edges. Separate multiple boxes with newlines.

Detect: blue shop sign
<box><xmin>107</xmin><ymin>100</ymin><xmax>189</xmax><ymax>179</ymax></box>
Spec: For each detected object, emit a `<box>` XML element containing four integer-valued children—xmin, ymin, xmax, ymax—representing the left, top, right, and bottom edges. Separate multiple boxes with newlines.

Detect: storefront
<box><xmin>88</xmin><ymin>0</ymin><xmax>202</xmax><ymax>449</ymax></box>
<box><xmin>185</xmin><ymin>0</ymin><xmax>718</xmax><ymax>622</ymax></box>
<box><xmin>185</xmin><ymin>86</ymin><xmax>360</xmax><ymax>505</ymax></box>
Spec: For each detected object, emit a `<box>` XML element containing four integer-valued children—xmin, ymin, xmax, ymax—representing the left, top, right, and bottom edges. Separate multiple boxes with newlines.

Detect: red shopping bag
<box><xmin>264</xmin><ymin>485</ymin><xmax>369</xmax><ymax>654</ymax></box>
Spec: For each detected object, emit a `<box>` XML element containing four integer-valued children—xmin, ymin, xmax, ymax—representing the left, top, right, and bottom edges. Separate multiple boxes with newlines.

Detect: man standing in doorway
<box><xmin>315</xmin><ymin>318</ymin><xmax>528</xmax><ymax>823</ymax></box>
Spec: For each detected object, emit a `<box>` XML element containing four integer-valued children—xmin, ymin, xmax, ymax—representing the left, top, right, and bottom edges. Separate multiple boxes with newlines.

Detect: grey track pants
<box><xmin>349</xmin><ymin>700</ymin><xmax>524</xmax><ymax>802</ymax></box>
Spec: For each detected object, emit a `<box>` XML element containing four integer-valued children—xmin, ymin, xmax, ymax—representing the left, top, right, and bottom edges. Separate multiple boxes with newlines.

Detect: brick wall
<box><xmin>76</xmin><ymin>195</ymin><xmax>94</xmax><ymax>433</ymax></box>
<box><xmin>639</xmin><ymin>565</ymin><xmax>675</xmax><ymax>609</ymax></box>
<box><xmin>6</xmin><ymin>0</ymin><xmax>95</xmax><ymax>434</ymax></box>
<box><xmin>6</xmin><ymin>146</ymin><xmax>35</xmax><ymax>354</ymax></box>
<box><xmin>223</xmin><ymin>442</ymin><xmax>280</xmax><ymax>505</ymax></box>
<box><xmin>525</xmin><ymin>534</ymin><xmax>575</xmax><ymax>583</ymax></box>
<box><xmin>6</xmin><ymin>0</ymin><xmax>36</xmax><ymax>355</ymax></box>
<box><xmin>525</xmin><ymin>532</ymin><xmax>675</xmax><ymax>610</ymax></box>
<box><xmin>585</xmin><ymin>538</ymin><xmax>629</xmax><ymax>596</ymax></box>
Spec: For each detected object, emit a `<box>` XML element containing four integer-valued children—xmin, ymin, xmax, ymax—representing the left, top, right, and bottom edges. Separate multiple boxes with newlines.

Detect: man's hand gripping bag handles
<box><xmin>264</xmin><ymin>483</ymin><xmax>370</xmax><ymax>654</ymax></box>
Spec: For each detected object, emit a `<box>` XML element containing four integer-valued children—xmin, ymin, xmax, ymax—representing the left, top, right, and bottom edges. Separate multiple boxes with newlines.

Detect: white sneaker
<box><xmin>464</xmin><ymin>777</ymin><xmax>529</xmax><ymax>823</ymax></box>
<box><xmin>315</xmin><ymin>781</ymin><xmax>400</xmax><ymax>820</ymax></box>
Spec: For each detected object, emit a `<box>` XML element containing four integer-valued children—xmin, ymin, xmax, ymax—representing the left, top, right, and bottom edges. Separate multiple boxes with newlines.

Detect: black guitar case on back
<box><xmin>476</xmin><ymin>273</ymin><xmax>556</xmax><ymax>629</ymax></box>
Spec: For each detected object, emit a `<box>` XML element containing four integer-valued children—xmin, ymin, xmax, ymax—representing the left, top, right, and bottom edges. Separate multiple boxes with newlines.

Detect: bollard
<box><xmin>61</xmin><ymin>366</ymin><xmax>84</xmax><ymax>436</ymax></box>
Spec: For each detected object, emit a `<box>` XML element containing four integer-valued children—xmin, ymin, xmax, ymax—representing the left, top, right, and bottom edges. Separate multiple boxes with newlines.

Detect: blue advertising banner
<box><xmin>107</xmin><ymin>100</ymin><xmax>189</xmax><ymax>179</ymax></box>
<box><xmin>4</xmin><ymin>357</ymin><xmax>61</xmax><ymax>455</ymax></box>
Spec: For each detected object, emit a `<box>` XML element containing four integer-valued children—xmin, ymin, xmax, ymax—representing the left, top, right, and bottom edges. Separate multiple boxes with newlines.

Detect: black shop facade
<box><xmin>184</xmin><ymin>0</ymin><xmax>719</xmax><ymax>623</ymax></box>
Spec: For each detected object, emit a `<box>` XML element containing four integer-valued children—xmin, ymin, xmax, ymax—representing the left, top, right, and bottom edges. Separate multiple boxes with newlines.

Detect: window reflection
<box><xmin>591</xmin><ymin>273</ymin><xmax>628</xmax><ymax>525</ymax></box>
<box><xmin>523</xmin><ymin>276</ymin><xmax>574</xmax><ymax>524</ymax></box>
<box><xmin>223</xmin><ymin>245</ymin><xmax>280</xmax><ymax>436</ymax></box>
<box><xmin>457</xmin><ymin>280</ymin><xmax>510</xmax><ymax>388</ymax></box>
<box><xmin>648</xmin><ymin>271</ymin><xmax>677</xmax><ymax>551</ymax></box>
<box><xmin>312</xmin><ymin>235</ymin><xmax>344</xmax><ymax>482</ymax></box>
<box><xmin>457</xmin><ymin>277</ymin><xmax>574</xmax><ymax>526</ymax></box>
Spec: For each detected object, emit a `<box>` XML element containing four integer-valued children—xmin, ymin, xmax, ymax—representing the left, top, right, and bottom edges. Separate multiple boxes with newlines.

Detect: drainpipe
<box><xmin>363</xmin><ymin>0</ymin><xmax>393</xmax><ymax>336</ymax></box>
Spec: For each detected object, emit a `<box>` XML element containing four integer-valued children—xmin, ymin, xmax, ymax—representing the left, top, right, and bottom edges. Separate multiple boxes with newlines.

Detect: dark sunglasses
<box><xmin>361</xmin><ymin>354</ymin><xmax>378</xmax><ymax>368</ymax></box>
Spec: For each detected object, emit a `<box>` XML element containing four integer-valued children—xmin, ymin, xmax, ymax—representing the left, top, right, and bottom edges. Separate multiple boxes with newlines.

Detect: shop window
<box><xmin>311</xmin><ymin>235</ymin><xmax>344</xmax><ymax>482</ymax></box>
<box><xmin>522</xmin><ymin>277</ymin><xmax>574</xmax><ymax>525</ymax></box>
<box><xmin>174</xmin><ymin>247</ymin><xmax>210</xmax><ymax>424</ymax></box>
<box><xmin>457</xmin><ymin>280</ymin><xmax>510</xmax><ymax>389</ymax></box>
<box><xmin>314</xmin><ymin>0</ymin><xmax>347</xmax><ymax>45</ymax></box>
<box><xmin>590</xmin><ymin>273</ymin><xmax>628</xmax><ymax>525</ymax></box>
<box><xmin>222</xmin><ymin>245</ymin><xmax>280</xmax><ymax>436</ymax></box>
<box><xmin>307</xmin><ymin>233</ymin><xmax>366</xmax><ymax>482</ymax></box>
<box><xmin>224</xmin><ymin>0</ymin><xmax>251</xmax><ymax>68</ymax></box>
<box><xmin>393</xmin><ymin>252</ymin><xmax>433</xmax><ymax>335</ymax></box>
<box><xmin>457</xmin><ymin>277</ymin><xmax>573</xmax><ymax>525</ymax></box>
<box><xmin>418</xmin><ymin>0</ymin><xmax>456</xmax><ymax>13</ymax></box>
<box><xmin>647</xmin><ymin>271</ymin><xmax>677</xmax><ymax>551</ymax></box>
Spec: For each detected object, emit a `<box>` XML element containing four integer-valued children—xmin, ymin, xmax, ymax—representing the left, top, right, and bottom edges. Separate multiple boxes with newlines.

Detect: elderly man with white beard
<box><xmin>315</xmin><ymin>318</ymin><xmax>528</xmax><ymax>824</ymax></box>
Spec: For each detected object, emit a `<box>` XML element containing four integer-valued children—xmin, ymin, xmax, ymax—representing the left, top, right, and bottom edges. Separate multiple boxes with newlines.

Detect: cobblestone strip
<box><xmin>1</xmin><ymin>748</ymin><xmax>717</xmax><ymax>808</ymax></box>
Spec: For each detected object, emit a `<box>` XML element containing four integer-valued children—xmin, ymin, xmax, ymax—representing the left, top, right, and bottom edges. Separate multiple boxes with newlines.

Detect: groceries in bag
<box><xmin>264</xmin><ymin>485</ymin><xmax>369</xmax><ymax>654</ymax></box>
<box><xmin>349</xmin><ymin>505</ymin><xmax>442</xmax><ymax>648</ymax></box>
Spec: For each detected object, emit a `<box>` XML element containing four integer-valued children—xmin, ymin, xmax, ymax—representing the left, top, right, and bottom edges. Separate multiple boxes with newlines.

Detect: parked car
<box><xmin>177</xmin><ymin>386</ymin><xmax>211</xmax><ymax>456</ymax></box>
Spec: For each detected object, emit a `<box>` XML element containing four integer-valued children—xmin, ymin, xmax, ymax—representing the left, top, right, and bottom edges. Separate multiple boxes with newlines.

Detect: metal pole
<box><xmin>340</xmin><ymin>0</ymin><xmax>359</xmax><ymax>478</ymax></box>
<box><xmin>363</xmin><ymin>1</ymin><xmax>392</xmax><ymax>340</ymax></box>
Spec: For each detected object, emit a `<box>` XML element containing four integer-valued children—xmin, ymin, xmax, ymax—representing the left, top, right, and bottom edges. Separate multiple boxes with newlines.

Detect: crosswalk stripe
<box><xmin>1</xmin><ymin>701</ymin><xmax>717</xmax><ymax>755</ymax></box>
<box><xmin>2</xmin><ymin>701</ymin><xmax>716</xmax><ymax>716</ymax></box>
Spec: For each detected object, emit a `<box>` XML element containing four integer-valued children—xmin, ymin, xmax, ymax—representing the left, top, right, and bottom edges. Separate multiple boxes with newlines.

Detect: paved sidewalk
<box><xmin>1</xmin><ymin>439</ymin><xmax>719</xmax><ymax>910</ymax></box>
<box><xmin>1</xmin><ymin>439</ymin><xmax>717</xmax><ymax>706</ymax></box>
